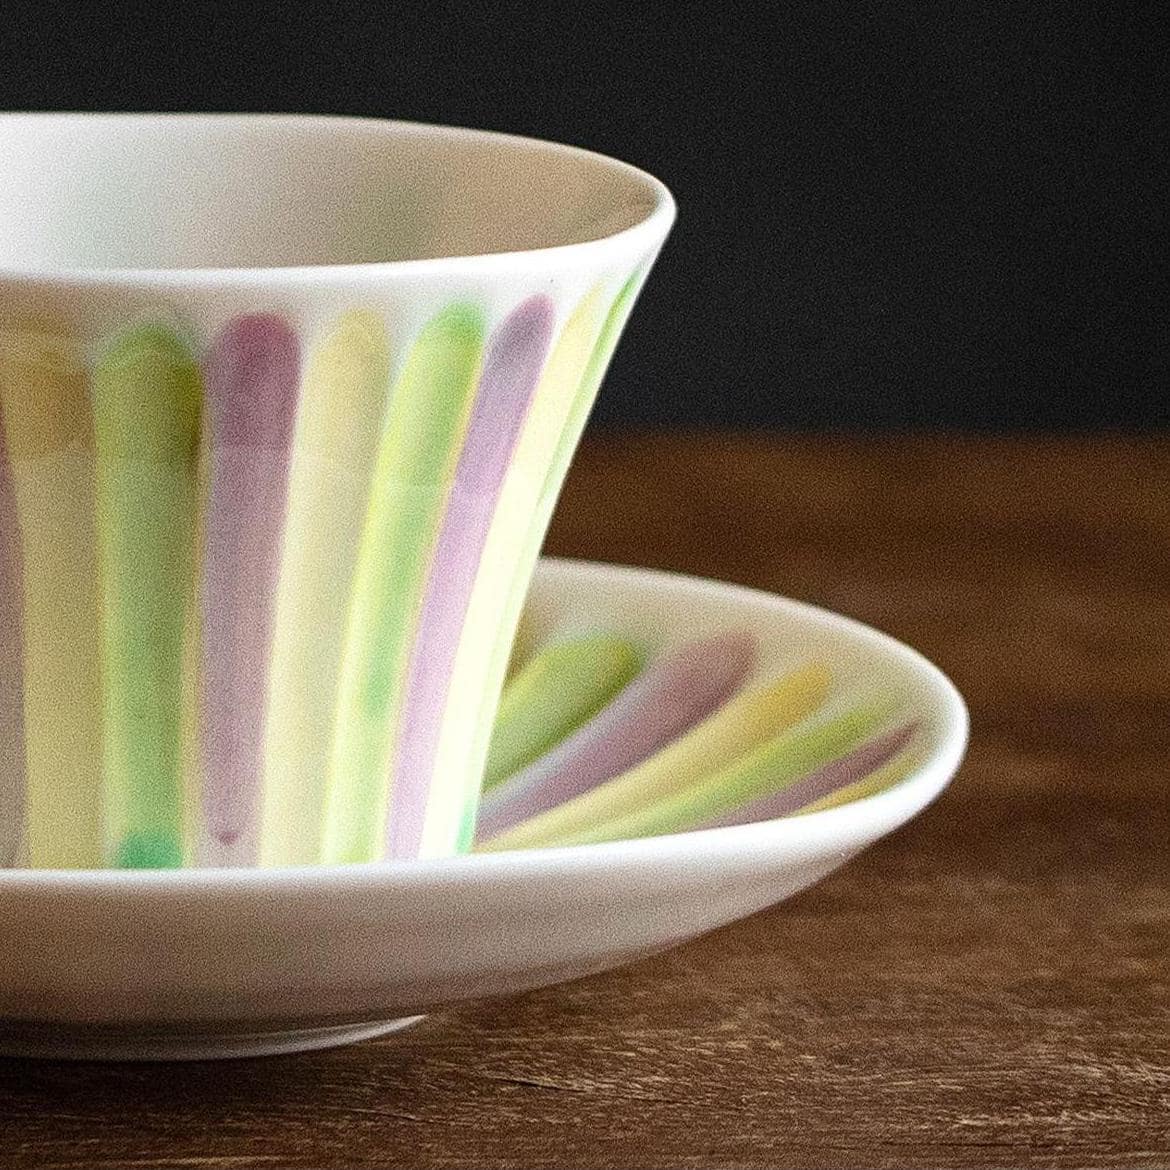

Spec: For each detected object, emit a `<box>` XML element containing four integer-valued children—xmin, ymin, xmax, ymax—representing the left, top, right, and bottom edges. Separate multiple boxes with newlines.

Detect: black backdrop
<box><xmin>3</xmin><ymin>3</ymin><xmax>1165</xmax><ymax>430</ymax></box>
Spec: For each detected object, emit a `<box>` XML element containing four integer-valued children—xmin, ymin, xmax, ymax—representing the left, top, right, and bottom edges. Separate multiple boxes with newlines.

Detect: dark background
<box><xmin>3</xmin><ymin>3</ymin><xmax>1165</xmax><ymax>430</ymax></box>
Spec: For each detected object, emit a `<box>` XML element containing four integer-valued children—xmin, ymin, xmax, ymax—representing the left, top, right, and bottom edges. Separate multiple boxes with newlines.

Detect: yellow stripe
<box><xmin>259</xmin><ymin>312</ymin><xmax>392</xmax><ymax>866</ymax></box>
<box><xmin>0</xmin><ymin>326</ymin><xmax>104</xmax><ymax>867</ymax></box>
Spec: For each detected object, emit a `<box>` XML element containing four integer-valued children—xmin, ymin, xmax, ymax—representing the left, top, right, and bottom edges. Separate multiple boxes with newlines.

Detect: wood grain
<box><xmin>1</xmin><ymin>435</ymin><xmax>1166</xmax><ymax>1169</ymax></box>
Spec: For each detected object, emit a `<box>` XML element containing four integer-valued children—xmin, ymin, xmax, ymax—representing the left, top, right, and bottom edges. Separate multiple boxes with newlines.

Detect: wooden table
<box><xmin>1</xmin><ymin>435</ymin><xmax>1166</xmax><ymax>1169</ymax></box>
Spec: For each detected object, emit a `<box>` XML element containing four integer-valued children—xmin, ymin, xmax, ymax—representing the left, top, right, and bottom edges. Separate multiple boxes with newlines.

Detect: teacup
<box><xmin>0</xmin><ymin>112</ymin><xmax>673</xmax><ymax>868</ymax></box>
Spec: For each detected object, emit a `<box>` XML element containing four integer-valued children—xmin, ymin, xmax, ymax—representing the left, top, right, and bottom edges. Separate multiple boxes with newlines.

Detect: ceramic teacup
<box><xmin>0</xmin><ymin>112</ymin><xmax>674</xmax><ymax>869</ymax></box>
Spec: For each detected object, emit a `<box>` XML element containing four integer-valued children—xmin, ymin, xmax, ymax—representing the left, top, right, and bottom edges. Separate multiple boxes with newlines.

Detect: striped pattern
<box><xmin>384</xmin><ymin>297</ymin><xmax>555</xmax><ymax>860</ymax></box>
<box><xmin>451</xmin><ymin>273</ymin><xmax>645</xmax><ymax>852</ymax></box>
<box><xmin>425</xmin><ymin>290</ymin><xmax>609</xmax><ymax>855</ymax></box>
<box><xmin>475</xmin><ymin>631</ymin><xmax>758</xmax><ymax>840</ymax></box>
<box><xmin>477</xmin><ymin>637</ymin><xmax>917</xmax><ymax>853</ymax></box>
<box><xmin>0</xmin><ymin>278</ymin><xmax>641</xmax><ymax>868</ymax></box>
<box><xmin>322</xmin><ymin>304</ymin><xmax>487</xmax><ymax>864</ymax></box>
<box><xmin>259</xmin><ymin>311</ymin><xmax>392</xmax><ymax>866</ymax></box>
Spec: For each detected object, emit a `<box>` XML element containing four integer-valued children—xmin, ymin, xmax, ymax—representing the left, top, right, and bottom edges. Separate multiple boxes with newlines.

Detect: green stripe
<box><xmin>484</xmin><ymin>635</ymin><xmax>643</xmax><ymax>788</ymax></box>
<box><xmin>92</xmin><ymin>324</ymin><xmax>202</xmax><ymax>868</ymax></box>
<box><xmin>322</xmin><ymin>305</ymin><xmax>484</xmax><ymax>863</ymax></box>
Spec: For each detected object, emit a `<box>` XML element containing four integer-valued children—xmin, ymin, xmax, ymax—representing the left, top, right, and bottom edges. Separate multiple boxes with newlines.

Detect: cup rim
<box><xmin>0</xmin><ymin>112</ymin><xmax>676</xmax><ymax>288</ymax></box>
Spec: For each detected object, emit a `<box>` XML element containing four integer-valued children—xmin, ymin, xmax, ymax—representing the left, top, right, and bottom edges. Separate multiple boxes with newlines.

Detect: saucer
<box><xmin>0</xmin><ymin>558</ymin><xmax>967</xmax><ymax>1059</ymax></box>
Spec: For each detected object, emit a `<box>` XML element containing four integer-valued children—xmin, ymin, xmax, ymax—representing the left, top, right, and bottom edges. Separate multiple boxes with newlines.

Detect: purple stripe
<box><xmin>475</xmin><ymin>631</ymin><xmax>757</xmax><ymax>841</ymax></box>
<box><xmin>200</xmin><ymin>315</ymin><xmax>300</xmax><ymax>859</ymax></box>
<box><xmin>700</xmin><ymin>723</ymin><xmax>919</xmax><ymax>829</ymax></box>
<box><xmin>385</xmin><ymin>296</ymin><xmax>555</xmax><ymax>858</ymax></box>
<box><xmin>0</xmin><ymin>422</ymin><xmax>24</xmax><ymax>865</ymax></box>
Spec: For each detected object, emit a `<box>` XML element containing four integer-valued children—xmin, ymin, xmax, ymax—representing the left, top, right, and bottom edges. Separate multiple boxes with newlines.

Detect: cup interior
<box><xmin>0</xmin><ymin>114</ymin><xmax>665</xmax><ymax>273</ymax></box>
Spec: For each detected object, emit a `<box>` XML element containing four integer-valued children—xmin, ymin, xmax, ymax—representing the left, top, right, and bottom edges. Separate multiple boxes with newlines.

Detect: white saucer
<box><xmin>0</xmin><ymin>559</ymin><xmax>968</xmax><ymax>1060</ymax></box>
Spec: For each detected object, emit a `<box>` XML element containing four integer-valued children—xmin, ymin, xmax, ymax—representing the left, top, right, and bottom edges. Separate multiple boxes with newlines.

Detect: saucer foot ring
<box><xmin>0</xmin><ymin>1015</ymin><xmax>426</xmax><ymax>1061</ymax></box>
